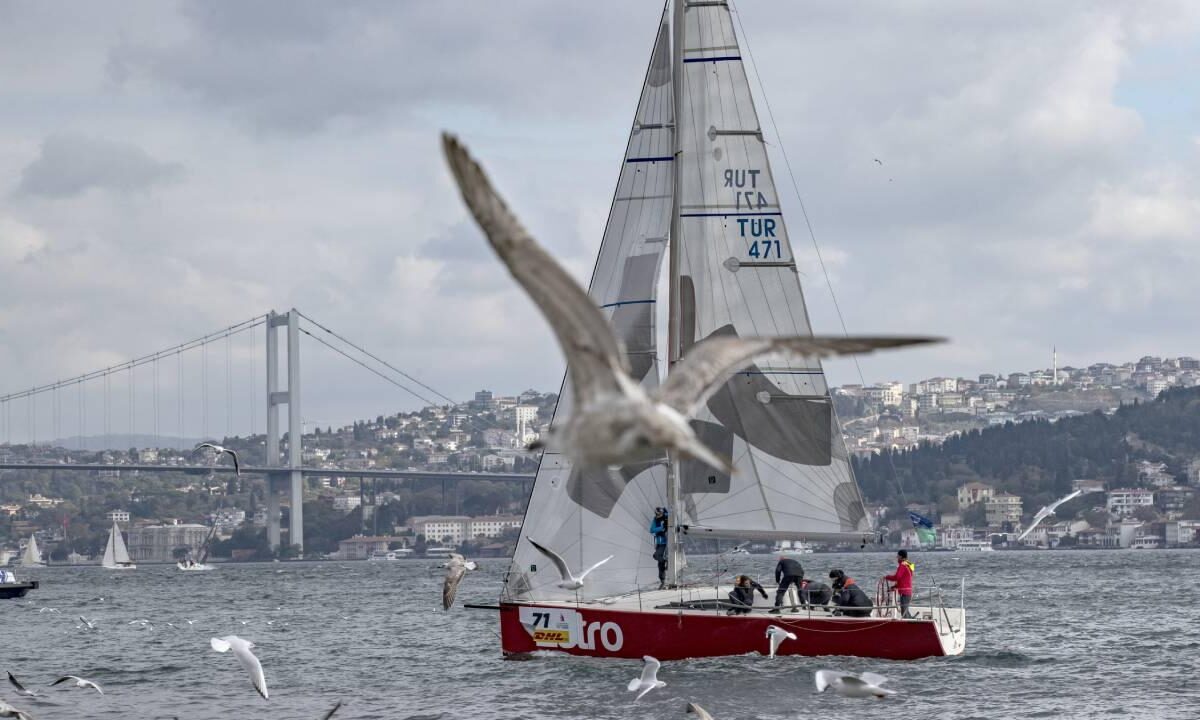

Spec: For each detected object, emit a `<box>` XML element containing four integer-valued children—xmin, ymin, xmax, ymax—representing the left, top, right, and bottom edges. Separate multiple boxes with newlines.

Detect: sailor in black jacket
<box><xmin>727</xmin><ymin>574</ymin><xmax>768</xmax><ymax>614</ymax></box>
<box><xmin>770</xmin><ymin>556</ymin><xmax>805</xmax><ymax>613</ymax></box>
<box><xmin>829</xmin><ymin>569</ymin><xmax>873</xmax><ymax>618</ymax></box>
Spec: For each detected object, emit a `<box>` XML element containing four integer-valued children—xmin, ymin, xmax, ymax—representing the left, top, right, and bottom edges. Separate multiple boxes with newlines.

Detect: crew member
<box><xmin>799</xmin><ymin>578</ymin><xmax>833</xmax><ymax>607</ymax></box>
<box><xmin>885</xmin><ymin>549</ymin><xmax>915</xmax><ymax>618</ymax></box>
<box><xmin>770</xmin><ymin>555</ymin><xmax>805</xmax><ymax>613</ymax></box>
<box><xmin>650</xmin><ymin>507</ymin><xmax>669</xmax><ymax>589</ymax></box>
<box><xmin>726</xmin><ymin>574</ymin><xmax>768</xmax><ymax>615</ymax></box>
<box><xmin>829</xmin><ymin>569</ymin><xmax>872</xmax><ymax>618</ymax></box>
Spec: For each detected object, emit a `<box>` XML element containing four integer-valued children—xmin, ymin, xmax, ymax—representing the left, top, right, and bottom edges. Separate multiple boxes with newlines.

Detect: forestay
<box><xmin>503</xmin><ymin>14</ymin><xmax>675</xmax><ymax>602</ymax></box>
<box><xmin>673</xmin><ymin>2</ymin><xmax>871</xmax><ymax>541</ymax></box>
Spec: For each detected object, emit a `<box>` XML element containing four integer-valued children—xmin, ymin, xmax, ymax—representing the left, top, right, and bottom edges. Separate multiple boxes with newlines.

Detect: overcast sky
<box><xmin>1</xmin><ymin>1</ymin><xmax>1198</xmax><ymax>443</ymax></box>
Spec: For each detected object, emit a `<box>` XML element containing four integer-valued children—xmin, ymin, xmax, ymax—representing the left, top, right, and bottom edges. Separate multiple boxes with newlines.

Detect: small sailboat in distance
<box><xmin>102</xmin><ymin>522</ymin><xmax>136</xmax><ymax>570</ymax></box>
<box><xmin>20</xmin><ymin>535</ymin><xmax>45</xmax><ymax>567</ymax></box>
<box><xmin>178</xmin><ymin>526</ymin><xmax>216</xmax><ymax>571</ymax></box>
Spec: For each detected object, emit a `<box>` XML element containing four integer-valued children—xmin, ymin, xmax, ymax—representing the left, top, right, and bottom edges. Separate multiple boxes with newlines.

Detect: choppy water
<box><xmin>2</xmin><ymin>549</ymin><xmax>1197</xmax><ymax>719</ymax></box>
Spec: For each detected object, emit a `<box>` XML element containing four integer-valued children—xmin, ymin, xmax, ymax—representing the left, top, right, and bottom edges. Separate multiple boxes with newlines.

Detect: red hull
<box><xmin>499</xmin><ymin>602</ymin><xmax>954</xmax><ymax>661</ymax></box>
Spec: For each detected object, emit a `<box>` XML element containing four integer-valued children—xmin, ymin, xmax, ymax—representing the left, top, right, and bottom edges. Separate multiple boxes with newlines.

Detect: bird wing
<box><xmin>1017</xmin><ymin>509</ymin><xmax>1053</xmax><ymax>541</ymax></box>
<box><xmin>51</xmin><ymin>676</ymin><xmax>81</xmax><ymax>686</ymax></box>
<box><xmin>449</xmin><ymin>553</ymin><xmax>465</xmax><ymax>564</ymax></box>
<box><xmin>627</xmin><ymin>678</ymin><xmax>642</xmax><ymax>692</ymax></box>
<box><xmin>527</xmin><ymin>539</ymin><xmax>573</xmax><ymax>582</ymax></box>
<box><xmin>814</xmin><ymin>670</ymin><xmax>839</xmax><ymax>693</ymax></box>
<box><xmin>227</xmin><ymin>449</ymin><xmax>240</xmax><ymax>476</ymax></box>
<box><xmin>443</xmin><ymin>564</ymin><xmax>467</xmax><ymax>610</ymax></box>
<box><xmin>7</xmin><ymin>672</ymin><xmax>26</xmax><ymax>693</ymax></box>
<box><xmin>768</xmin><ymin>633</ymin><xmax>782</xmax><ymax>655</ymax></box>
<box><xmin>1047</xmin><ymin>489</ymin><xmax>1082</xmax><ymax>513</ymax></box>
<box><xmin>640</xmin><ymin>656</ymin><xmax>661</xmax><ymax>683</ymax></box>
<box><xmin>83</xmin><ymin>680</ymin><xmax>103</xmax><ymax>694</ymax></box>
<box><xmin>859</xmin><ymin>672</ymin><xmax>888</xmax><ymax>686</ymax></box>
<box><xmin>195</xmin><ymin>442</ymin><xmax>218</xmax><ymax>452</ymax></box>
<box><xmin>210</xmin><ymin>637</ymin><xmax>232</xmax><ymax>652</ymax></box>
<box><xmin>686</xmin><ymin>703</ymin><xmax>715</xmax><ymax>720</ymax></box>
<box><xmin>578</xmin><ymin>554</ymin><xmax>613</xmax><ymax>581</ymax></box>
<box><xmin>654</xmin><ymin>335</ymin><xmax>942</xmax><ymax>416</ymax></box>
<box><xmin>321</xmin><ymin>701</ymin><xmax>343</xmax><ymax>720</ymax></box>
<box><xmin>839</xmin><ymin>676</ymin><xmax>870</xmax><ymax>688</ymax></box>
<box><xmin>442</xmin><ymin>134</ymin><xmax>628</xmax><ymax>404</ymax></box>
<box><xmin>635</xmin><ymin>684</ymin><xmax>658</xmax><ymax>701</ymax></box>
<box><xmin>232</xmin><ymin>645</ymin><xmax>269</xmax><ymax>700</ymax></box>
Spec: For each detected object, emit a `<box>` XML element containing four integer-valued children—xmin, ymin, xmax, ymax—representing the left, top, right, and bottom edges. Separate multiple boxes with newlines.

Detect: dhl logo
<box><xmin>532</xmin><ymin>629</ymin><xmax>570</xmax><ymax>643</ymax></box>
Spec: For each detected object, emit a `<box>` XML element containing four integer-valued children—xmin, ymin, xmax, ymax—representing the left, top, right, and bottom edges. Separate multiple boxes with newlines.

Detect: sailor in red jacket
<box><xmin>885</xmin><ymin>549</ymin><xmax>915</xmax><ymax>618</ymax></box>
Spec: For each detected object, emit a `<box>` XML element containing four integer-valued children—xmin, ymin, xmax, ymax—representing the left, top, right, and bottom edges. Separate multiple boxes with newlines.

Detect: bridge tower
<box><xmin>264</xmin><ymin>309</ymin><xmax>303</xmax><ymax>553</ymax></box>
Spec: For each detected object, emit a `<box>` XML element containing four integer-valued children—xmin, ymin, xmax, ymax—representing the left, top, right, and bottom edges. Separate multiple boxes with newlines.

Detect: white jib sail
<box><xmin>673</xmin><ymin>2</ymin><xmax>871</xmax><ymax>541</ymax></box>
<box><xmin>504</xmin><ymin>12</ymin><xmax>675</xmax><ymax>603</ymax></box>
<box><xmin>103</xmin><ymin>522</ymin><xmax>132</xmax><ymax>567</ymax></box>
<box><xmin>22</xmin><ymin>535</ymin><xmax>42</xmax><ymax>565</ymax></box>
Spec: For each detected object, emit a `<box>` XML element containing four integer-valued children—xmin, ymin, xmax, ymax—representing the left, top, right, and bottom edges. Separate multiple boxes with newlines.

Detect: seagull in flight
<box><xmin>765</xmin><ymin>625</ymin><xmax>797</xmax><ymax>658</ymax></box>
<box><xmin>1017</xmin><ymin>489</ymin><xmax>1096</xmax><ymax>541</ymax></box>
<box><xmin>442</xmin><ymin>134</ymin><xmax>940</xmax><ymax>475</ymax></box>
<box><xmin>321</xmin><ymin>702</ymin><xmax>343</xmax><ymax>720</ymax></box>
<box><xmin>686</xmin><ymin>703</ymin><xmax>715</xmax><ymax>720</ymax></box>
<box><xmin>815</xmin><ymin>670</ymin><xmax>894</xmax><ymax>698</ymax></box>
<box><xmin>627</xmin><ymin>656</ymin><xmax>666</xmax><ymax>700</ymax></box>
<box><xmin>7</xmin><ymin>673</ymin><xmax>38</xmax><ymax>698</ymax></box>
<box><xmin>0</xmin><ymin>698</ymin><xmax>34</xmax><ymax>720</ymax></box>
<box><xmin>51</xmin><ymin>675</ymin><xmax>104</xmax><ymax>695</ymax></box>
<box><xmin>528</xmin><ymin>539</ymin><xmax>612</xmax><ymax>590</ymax></box>
<box><xmin>211</xmin><ymin>635</ymin><xmax>268</xmax><ymax>700</ymax></box>
<box><xmin>873</xmin><ymin>158</ymin><xmax>883</xmax><ymax>165</ymax></box>
<box><xmin>442</xmin><ymin>553</ymin><xmax>478</xmax><ymax>610</ymax></box>
<box><xmin>77</xmin><ymin>615</ymin><xmax>96</xmax><ymax>630</ymax></box>
<box><xmin>195</xmin><ymin>442</ymin><xmax>240</xmax><ymax>476</ymax></box>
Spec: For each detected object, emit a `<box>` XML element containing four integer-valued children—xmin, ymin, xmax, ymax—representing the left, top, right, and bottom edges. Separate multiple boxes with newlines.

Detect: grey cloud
<box><xmin>17</xmin><ymin>134</ymin><xmax>182</xmax><ymax>198</ymax></box>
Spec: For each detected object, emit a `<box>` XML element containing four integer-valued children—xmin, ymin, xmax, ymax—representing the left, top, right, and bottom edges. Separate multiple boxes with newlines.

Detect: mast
<box><xmin>665</xmin><ymin>0</ymin><xmax>685</xmax><ymax>587</ymax></box>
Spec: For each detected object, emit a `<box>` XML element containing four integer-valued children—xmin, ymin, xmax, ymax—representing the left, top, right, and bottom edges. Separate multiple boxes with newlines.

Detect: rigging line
<box><xmin>296</xmin><ymin>328</ymin><xmax>441</xmax><ymax>408</ymax></box>
<box><xmin>225</xmin><ymin>332</ymin><xmax>233</xmax><ymax>439</ymax></box>
<box><xmin>295</xmin><ymin>311</ymin><xmax>457</xmax><ymax>407</ymax></box>
<box><xmin>730</xmin><ymin>2</ymin><xmax>908</xmax><ymax>512</ymax></box>
<box><xmin>0</xmin><ymin>314</ymin><xmax>268</xmax><ymax>404</ymax></box>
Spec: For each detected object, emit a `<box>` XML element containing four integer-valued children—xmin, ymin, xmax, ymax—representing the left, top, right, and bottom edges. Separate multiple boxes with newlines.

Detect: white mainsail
<box><xmin>504</xmin><ymin>11</ymin><xmax>675</xmax><ymax>603</ymax></box>
<box><xmin>21</xmin><ymin>535</ymin><xmax>43</xmax><ymax>566</ymax></box>
<box><xmin>673</xmin><ymin>1</ymin><xmax>871</xmax><ymax>543</ymax></box>
<box><xmin>102</xmin><ymin>522</ymin><xmax>134</xmax><ymax>568</ymax></box>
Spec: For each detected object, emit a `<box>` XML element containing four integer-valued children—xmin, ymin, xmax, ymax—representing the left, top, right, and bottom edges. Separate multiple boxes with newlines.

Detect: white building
<box><xmin>985</xmin><ymin>494</ymin><xmax>1023</xmax><ymax>526</ymax></box>
<box><xmin>1107</xmin><ymin>489</ymin><xmax>1155</xmax><ymax>516</ymax></box>
<box><xmin>106</xmin><ymin>509</ymin><xmax>131</xmax><ymax>524</ymax></box>
<box><xmin>957</xmin><ymin>482</ymin><xmax>994</xmax><ymax>509</ymax></box>
<box><xmin>127</xmin><ymin>522</ymin><xmax>210</xmax><ymax>563</ymax></box>
<box><xmin>469</xmin><ymin>515</ymin><xmax>523</xmax><ymax>539</ymax></box>
<box><xmin>333</xmin><ymin>496</ymin><xmax>362</xmax><ymax>513</ymax></box>
<box><xmin>411</xmin><ymin>515</ymin><xmax>471</xmax><ymax>545</ymax></box>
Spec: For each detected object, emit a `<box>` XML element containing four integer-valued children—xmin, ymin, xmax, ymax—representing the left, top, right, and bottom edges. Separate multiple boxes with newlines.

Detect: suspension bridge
<box><xmin>0</xmin><ymin>308</ymin><xmax>535</xmax><ymax>552</ymax></box>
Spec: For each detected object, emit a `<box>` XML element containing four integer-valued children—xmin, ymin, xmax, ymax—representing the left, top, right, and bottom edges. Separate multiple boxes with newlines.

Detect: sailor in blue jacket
<box><xmin>650</xmin><ymin>507</ymin><xmax>669</xmax><ymax>589</ymax></box>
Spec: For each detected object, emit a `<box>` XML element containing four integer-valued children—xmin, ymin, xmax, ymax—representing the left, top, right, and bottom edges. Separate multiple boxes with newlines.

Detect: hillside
<box><xmin>853</xmin><ymin>386</ymin><xmax>1200</xmax><ymax>514</ymax></box>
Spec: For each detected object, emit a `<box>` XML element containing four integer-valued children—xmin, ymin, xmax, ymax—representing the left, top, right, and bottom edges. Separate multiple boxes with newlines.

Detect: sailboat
<box><xmin>495</xmin><ymin>0</ymin><xmax>965</xmax><ymax>661</ymax></box>
<box><xmin>178</xmin><ymin>526</ymin><xmax>216</xmax><ymax>571</ymax></box>
<box><xmin>20</xmin><ymin>535</ymin><xmax>45</xmax><ymax>567</ymax></box>
<box><xmin>102</xmin><ymin>522</ymin><xmax>136</xmax><ymax>570</ymax></box>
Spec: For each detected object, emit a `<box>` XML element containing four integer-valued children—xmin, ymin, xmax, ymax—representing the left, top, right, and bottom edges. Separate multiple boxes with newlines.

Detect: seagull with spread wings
<box><xmin>50</xmin><ymin>675</ymin><xmax>103</xmax><ymax>695</ymax></box>
<box><xmin>528</xmin><ymin>539</ymin><xmax>613</xmax><ymax>590</ymax></box>
<box><xmin>442</xmin><ymin>134</ymin><xmax>940</xmax><ymax>475</ymax></box>
<box><xmin>442</xmin><ymin>553</ymin><xmax>478</xmax><ymax>610</ymax></box>
<box><xmin>195</xmin><ymin>442</ymin><xmax>240</xmax><ymax>476</ymax></box>
<box><xmin>1017</xmin><ymin>489</ymin><xmax>1088</xmax><ymax>541</ymax></box>
<box><xmin>211</xmin><ymin>635</ymin><xmax>268</xmax><ymax>700</ymax></box>
<box><xmin>815</xmin><ymin>670</ymin><xmax>895</xmax><ymax>698</ymax></box>
<box><xmin>627</xmin><ymin>656</ymin><xmax>666</xmax><ymax>700</ymax></box>
<box><xmin>7</xmin><ymin>672</ymin><xmax>37</xmax><ymax>698</ymax></box>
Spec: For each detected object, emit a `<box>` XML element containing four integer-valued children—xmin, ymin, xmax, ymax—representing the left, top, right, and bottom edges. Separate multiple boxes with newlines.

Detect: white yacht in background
<box><xmin>774</xmin><ymin>540</ymin><xmax>815</xmax><ymax>556</ymax></box>
<box><xmin>102</xmin><ymin>522</ymin><xmax>137</xmax><ymax>570</ymax></box>
<box><xmin>20</xmin><ymin>535</ymin><xmax>45</xmax><ymax>567</ymax></box>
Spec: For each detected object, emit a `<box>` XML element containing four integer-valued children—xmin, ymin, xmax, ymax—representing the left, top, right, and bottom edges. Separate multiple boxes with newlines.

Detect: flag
<box><xmin>908</xmin><ymin>510</ymin><xmax>936</xmax><ymax>545</ymax></box>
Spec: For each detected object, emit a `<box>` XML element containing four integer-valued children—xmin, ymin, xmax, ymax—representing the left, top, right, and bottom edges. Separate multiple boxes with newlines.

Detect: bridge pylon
<box><xmin>264</xmin><ymin>309</ymin><xmax>303</xmax><ymax>553</ymax></box>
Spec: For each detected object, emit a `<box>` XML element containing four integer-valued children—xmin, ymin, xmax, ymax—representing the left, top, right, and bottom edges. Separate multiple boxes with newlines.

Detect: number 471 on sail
<box><xmin>748</xmin><ymin>239</ymin><xmax>782</xmax><ymax>259</ymax></box>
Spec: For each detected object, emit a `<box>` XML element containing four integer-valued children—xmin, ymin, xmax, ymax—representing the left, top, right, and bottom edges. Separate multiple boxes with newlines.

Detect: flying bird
<box><xmin>686</xmin><ymin>702</ymin><xmax>715</xmax><ymax>719</ymax></box>
<box><xmin>77</xmin><ymin>615</ymin><xmax>95</xmax><ymax>630</ymax></box>
<box><xmin>442</xmin><ymin>553</ymin><xmax>478</xmax><ymax>610</ymax></box>
<box><xmin>873</xmin><ymin>158</ymin><xmax>883</xmax><ymax>165</ymax></box>
<box><xmin>211</xmin><ymin>635</ymin><xmax>268</xmax><ymax>700</ymax></box>
<box><xmin>0</xmin><ymin>698</ymin><xmax>33</xmax><ymax>720</ymax></box>
<box><xmin>765</xmin><ymin>625</ymin><xmax>797</xmax><ymax>658</ymax></box>
<box><xmin>195</xmin><ymin>442</ymin><xmax>240</xmax><ymax>476</ymax></box>
<box><xmin>627</xmin><ymin>656</ymin><xmax>666</xmax><ymax>700</ymax></box>
<box><xmin>1017</xmin><ymin>489</ymin><xmax>1087</xmax><ymax>541</ymax></box>
<box><xmin>814</xmin><ymin>670</ymin><xmax>895</xmax><ymax>698</ymax></box>
<box><xmin>442</xmin><ymin>134</ymin><xmax>940</xmax><ymax>475</ymax></box>
<box><xmin>321</xmin><ymin>701</ymin><xmax>343</xmax><ymax>720</ymax></box>
<box><xmin>7</xmin><ymin>673</ymin><xmax>38</xmax><ymax>698</ymax></box>
<box><xmin>51</xmin><ymin>675</ymin><xmax>104</xmax><ymax>695</ymax></box>
<box><xmin>528</xmin><ymin>539</ymin><xmax>612</xmax><ymax>590</ymax></box>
